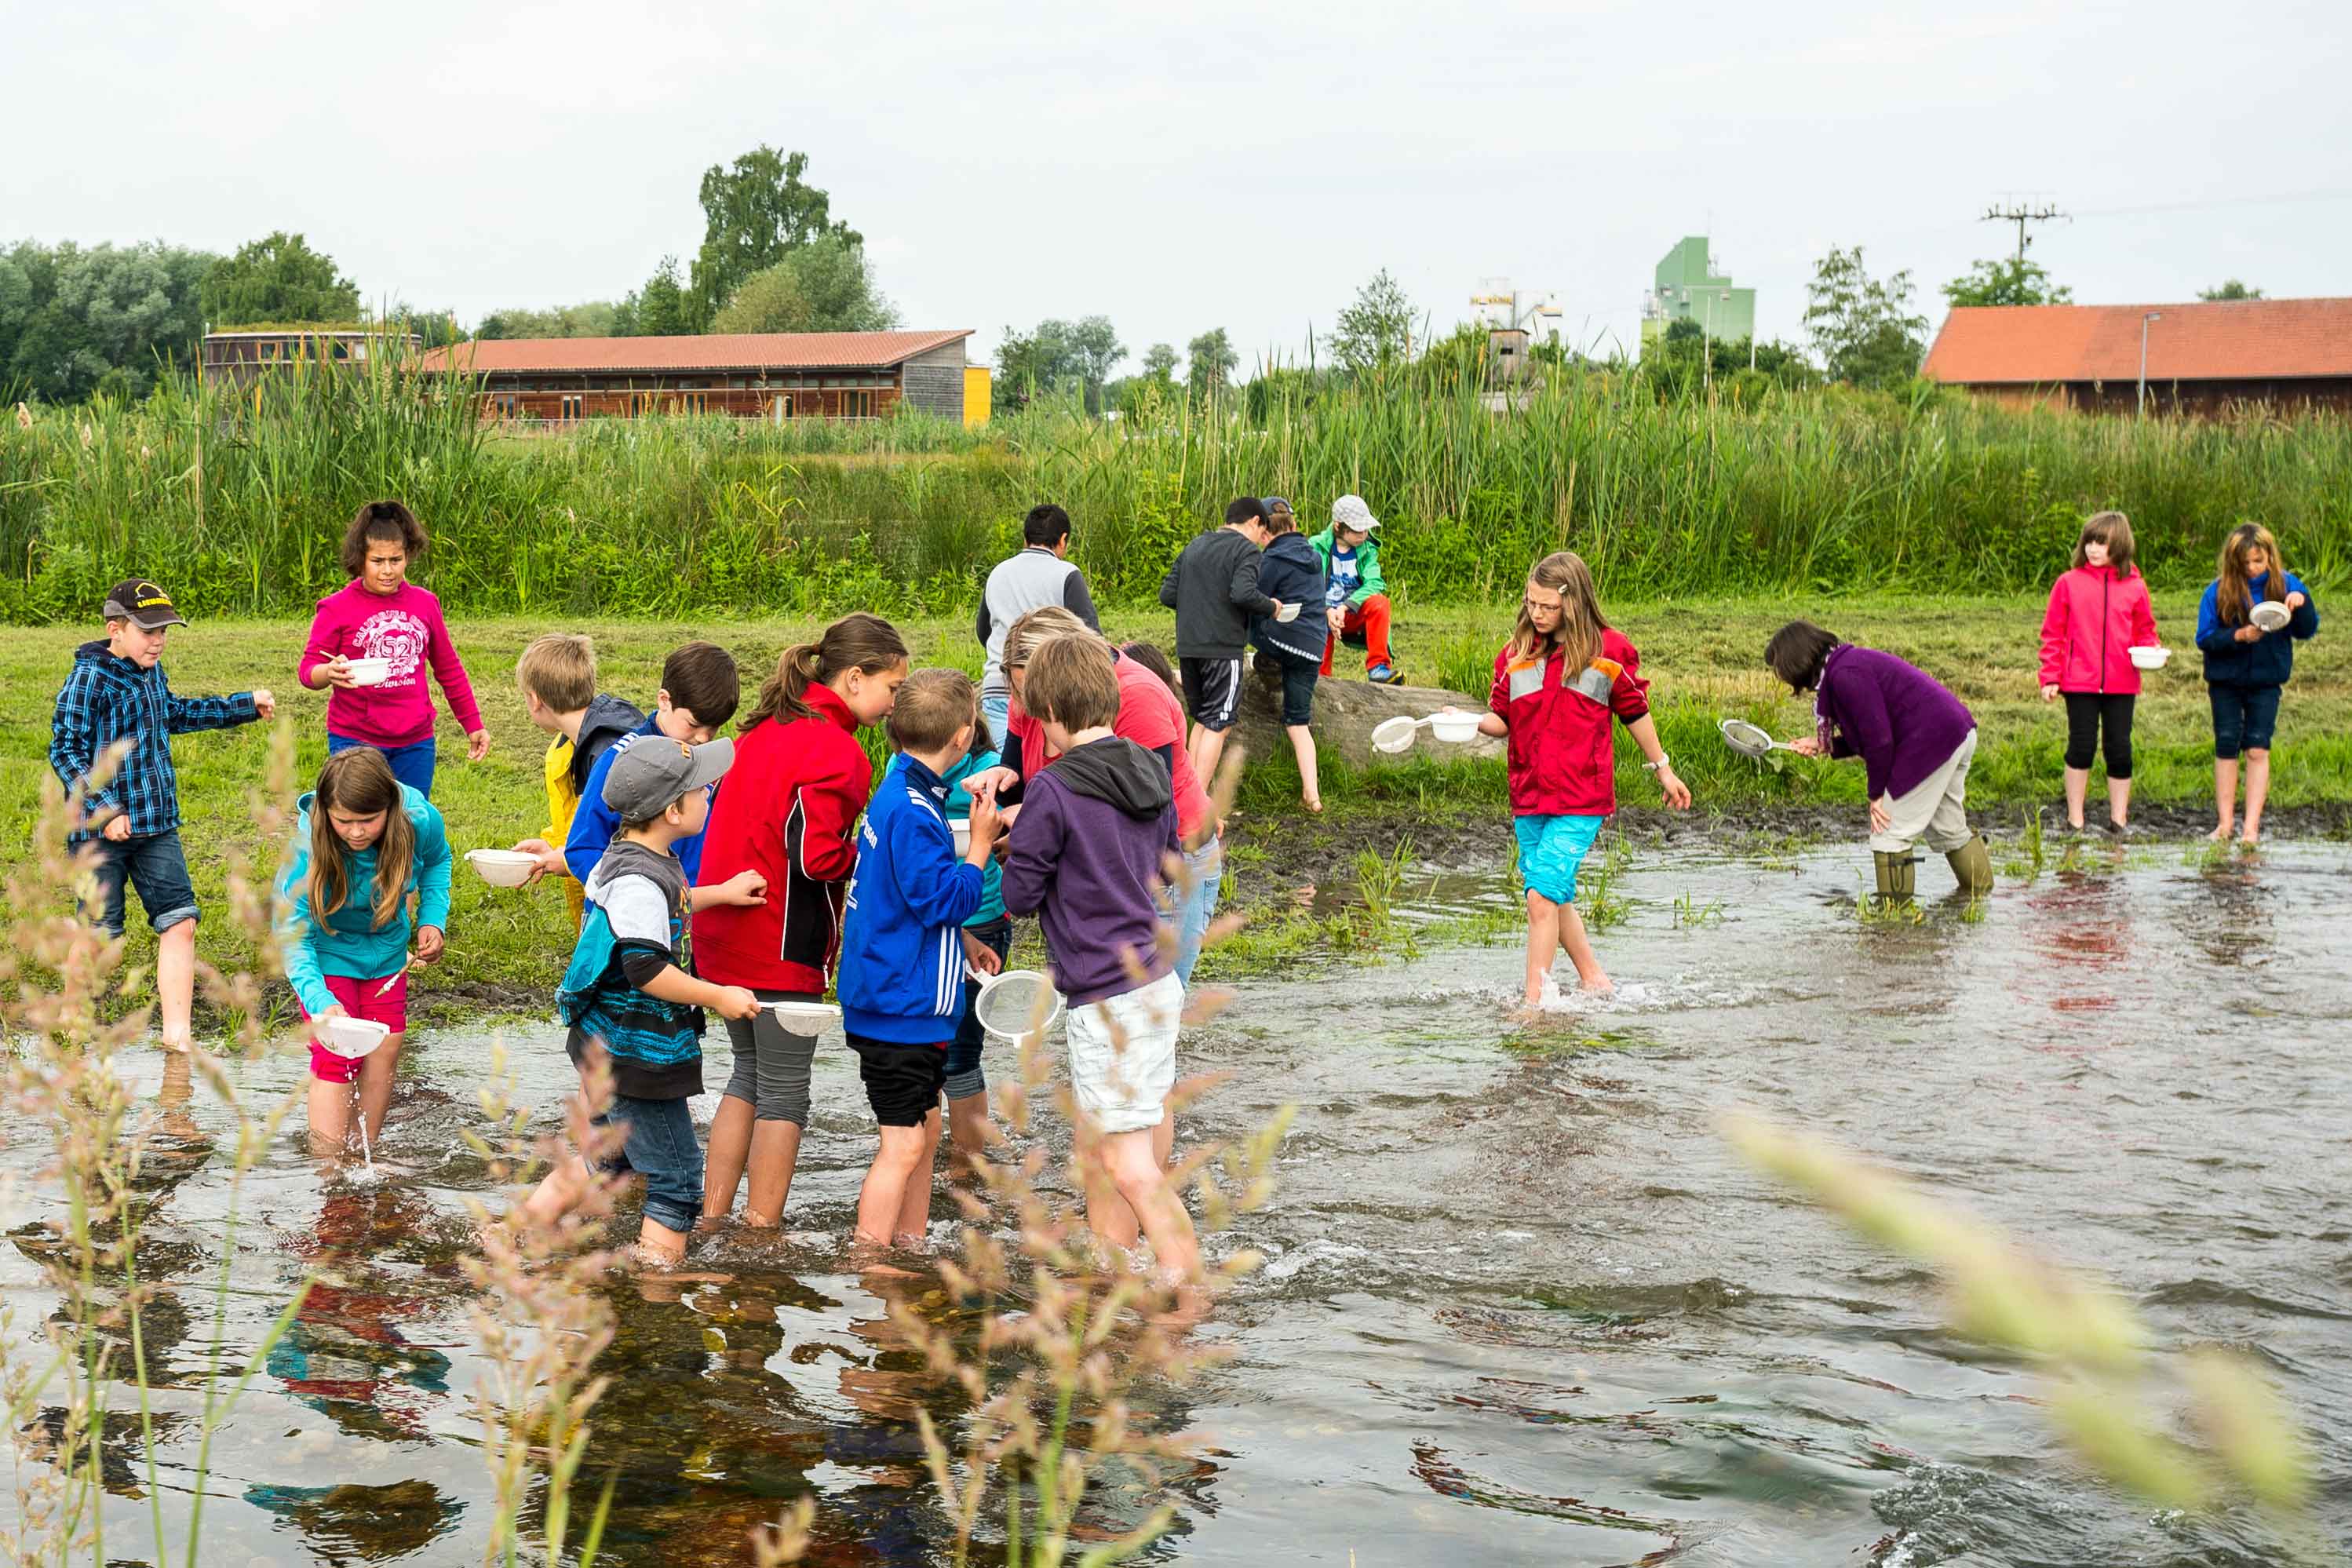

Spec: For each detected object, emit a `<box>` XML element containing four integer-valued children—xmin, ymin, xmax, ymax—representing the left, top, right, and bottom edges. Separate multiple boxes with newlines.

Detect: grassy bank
<box><xmin>5</xmin><ymin>361</ymin><xmax>2348</xmax><ymax>625</ymax></box>
<box><xmin>2</xmin><ymin>595</ymin><xmax>2343</xmax><ymax>1018</ymax></box>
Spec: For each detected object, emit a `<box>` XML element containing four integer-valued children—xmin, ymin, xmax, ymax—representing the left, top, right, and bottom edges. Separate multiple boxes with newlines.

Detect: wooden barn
<box><xmin>1920</xmin><ymin>297</ymin><xmax>2352</xmax><ymax>415</ymax></box>
<box><xmin>412</xmin><ymin>330</ymin><xmax>977</xmax><ymax>424</ymax></box>
<box><xmin>201</xmin><ymin>327</ymin><xmax>419</xmax><ymax>388</ymax></box>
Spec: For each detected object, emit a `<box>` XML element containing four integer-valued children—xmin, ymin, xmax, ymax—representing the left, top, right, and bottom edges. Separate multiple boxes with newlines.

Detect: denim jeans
<box><xmin>1171</xmin><ymin>837</ymin><xmax>1222</xmax><ymax>988</ymax></box>
<box><xmin>328</xmin><ymin>733</ymin><xmax>437</xmax><ymax>797</ymax></box>
<box><xmin>593</xmin><ymin>1093</ymin><xmax>703</xmax><ymax>1235</ymax></box>
<box><xmin>84</xmin><ymin>828</ymin><xmax>199</xmax><ymax>939</ymax></box>
<box><xmin>979</xmin><ymin>691</ymin><xmax>1011</xmax><ymax>757</ymax></box>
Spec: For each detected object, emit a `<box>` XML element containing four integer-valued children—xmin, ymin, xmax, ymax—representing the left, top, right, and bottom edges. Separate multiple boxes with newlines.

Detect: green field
<box><xmin>4</xmin><ymin>596</ymin><xmax>2343</xmax><ymax>1021</ymax></box>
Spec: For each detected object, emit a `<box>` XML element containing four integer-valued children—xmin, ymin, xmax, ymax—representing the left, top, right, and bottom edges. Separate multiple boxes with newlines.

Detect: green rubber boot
<box><xmin>1946</xmin><ymin>833</ymin><xmax>1995</xmax><ymax>895</ymax></box>
<box><xmin>1872</xmin><ymin>851</ymin><xmax>1917</xmax><ymax>904</ymax></box>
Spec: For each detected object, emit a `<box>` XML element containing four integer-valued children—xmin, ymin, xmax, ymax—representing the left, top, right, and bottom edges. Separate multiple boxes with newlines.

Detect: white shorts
<box><xmin>1063</xmin><ymin>972</ymin><xmax>1183</xmax><ymax>1135</ymax></box>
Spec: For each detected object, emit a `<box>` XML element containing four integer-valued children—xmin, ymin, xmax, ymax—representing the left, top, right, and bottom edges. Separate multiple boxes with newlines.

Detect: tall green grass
<box><xmin>4</xmin><ymin>354</ymin><xmax>2347</xmax><ymax>624</ymax></box>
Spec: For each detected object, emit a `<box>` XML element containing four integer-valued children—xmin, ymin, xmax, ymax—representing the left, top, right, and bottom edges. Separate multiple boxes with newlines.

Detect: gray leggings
<box><xmin>719</xmin><ymin>990</ymin><xmax>819</xmax><ymax>1125</ymax></box>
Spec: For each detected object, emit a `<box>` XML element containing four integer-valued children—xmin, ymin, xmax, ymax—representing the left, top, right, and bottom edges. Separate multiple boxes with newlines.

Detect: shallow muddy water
<box><xmin>5</xmin><ymin>839</ymin><xmax>2349</xmax><ymax>1564</ymax></box>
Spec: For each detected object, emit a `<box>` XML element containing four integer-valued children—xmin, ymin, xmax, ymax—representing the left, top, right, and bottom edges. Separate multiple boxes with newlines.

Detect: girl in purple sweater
<box><xmin>298</xmin><ymin>501</ymin><xmax>488</xmax><ymax>797</ymax></box>
<box><xmin>1766</xmin><ymin>621</ymin><xmax>1993</xmax><ymax>904</ymax></box>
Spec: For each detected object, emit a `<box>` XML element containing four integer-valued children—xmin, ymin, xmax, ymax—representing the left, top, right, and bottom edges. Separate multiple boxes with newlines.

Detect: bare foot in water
<box><xmin>2208</xmin><ymin>822</ymin><xmax>2233</xmax><ymax>841</ymax></box>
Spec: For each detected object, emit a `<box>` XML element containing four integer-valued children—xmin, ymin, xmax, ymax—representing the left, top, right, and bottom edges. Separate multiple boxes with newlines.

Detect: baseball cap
<box><xmin>602</xmin><ymin>733</ymin><xmax>735</xmax><ymax>820</ymax></box>
<box><xmin>1332</xmin><ymin>495</ymin><xmax>1380</xmax><ymax>533</ymax></box>
<box><xmin>1264</xmin><ymin>496</ymin><xmax>1294</xmax><ymax>515</ymax></box>
<box><xmin>101</xmin><ymin>579</ymin><xmax>188</xmax><ymax>629</ymax></box>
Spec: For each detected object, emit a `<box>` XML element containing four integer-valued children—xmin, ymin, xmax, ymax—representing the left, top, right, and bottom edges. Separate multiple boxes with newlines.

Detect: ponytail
<box><xmin>741</xmin><ymin>612</ymin><xmax>908</xmax><ymax>731</ymax></box>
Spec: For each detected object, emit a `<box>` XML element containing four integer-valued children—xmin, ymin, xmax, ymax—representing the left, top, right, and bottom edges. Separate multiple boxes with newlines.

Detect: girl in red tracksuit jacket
<box><xmin>695</xmin><ymin>613</ymin><xmax>908</xmax><ymax>1228</ymax></box>
<box><xmin>1467</xmin><ymin>552</ymin><xmax>1690</xmax><ymax>1008</ymax></box>
<box><xmin>2037</xmin><ymin>511</ymin><xmax>2161</xmax><ymax>833</ymax></box>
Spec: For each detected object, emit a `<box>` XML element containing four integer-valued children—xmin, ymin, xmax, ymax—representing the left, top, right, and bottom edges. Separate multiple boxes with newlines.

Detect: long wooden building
<box><xmin>1920</xmin><ymin>298</ymin><xmax>2352</xmax><ymax>414</ymax></box>
<box><xmin>413</xmin><ymin>330</ymin><xmax>979</xmax><ymax>424</ymax></box>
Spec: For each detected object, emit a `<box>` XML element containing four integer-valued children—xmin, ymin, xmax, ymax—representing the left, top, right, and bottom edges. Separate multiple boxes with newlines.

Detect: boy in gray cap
<box><xmin>527</xmin><ymin>732</ymin><xmax>767</xmax><ymax>1265</ymax></box>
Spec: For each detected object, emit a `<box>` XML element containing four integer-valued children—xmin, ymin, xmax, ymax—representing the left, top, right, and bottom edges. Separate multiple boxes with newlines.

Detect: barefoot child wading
<box><xmin>2037</xmin><ymin>511</ymin><xmax>2160</xmax><ymax>833</ymax></box>
<box><xmin>1469</xmin><ymin>552</ymin><xmax>1690</xmax><ymax>1006</ymax></box>
<box><xmin>278</xmin><ymin>748</ymin><xmax>452</xmax><ymax>1155</ymax></box>
<box><xmin>2196</xmin><ymin>522</ymin><xmax>2320</xmax><ymax>845</ymax></box>
<box><xmin>837</xmin><ymin>669</ymin><xmax>1003</xmax><ymax>1252</ymax></box>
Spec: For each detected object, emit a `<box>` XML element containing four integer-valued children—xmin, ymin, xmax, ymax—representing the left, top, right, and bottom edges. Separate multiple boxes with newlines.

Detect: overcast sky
<box><xmin>9</xmin><ymin>0</ymin><xmax>2347</xmax><ymax>373</ymax></box>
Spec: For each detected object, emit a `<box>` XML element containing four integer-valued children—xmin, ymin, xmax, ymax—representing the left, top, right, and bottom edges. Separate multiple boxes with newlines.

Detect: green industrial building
<box><xmin>1641</xmin><ymin>237</ymin><xmax>1755</xmax><ymax>353</ymax></box>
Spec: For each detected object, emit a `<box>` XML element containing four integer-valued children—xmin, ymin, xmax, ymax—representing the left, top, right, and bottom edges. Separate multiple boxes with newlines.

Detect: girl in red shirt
<box><xmin>696</xmin><ymin>614</ymin><xmax>907</xmax><ymax>1228</ymax></box>
<box><xmin>1468</xmin><ymin>552</ymin><xmax>1689</xmax><ymax>1006</ymax></box>
<box><xmin>2037</xmin><ymin>511</ymin><xmax>2161</xmax><ymax>833</ymax></box>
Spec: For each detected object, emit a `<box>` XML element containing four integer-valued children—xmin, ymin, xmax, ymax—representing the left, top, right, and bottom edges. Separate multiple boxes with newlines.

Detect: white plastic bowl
<box><xmin>344</xmin><ymin>656</ymin><xmax>392</xmax><ymax>687</ymax></box>
<box><xmin>317</xmin><ymin>1016</ymin><xmax>390</xmax><ymax>1059</ymax></box>
<box><xmin>1428</xmin><ymin>711</ymin><xmax>1483</xmax><ymax>745</ymax></box>
<box><xmin>769</xmin><ymin>999</ymin><xmax>841</xmax><ymax>1032</ymax></box>
<box><xmin>2128</xmin><ymin>644</ymin><xmax>2171</xmax><ymax>671</ymax></box>
<box><xmin>466</xmin><ymin>848</ymin><xmax>538</xmax><ymax>888</ymax></box>
<box><xmin>2249</xmin><ymin>600</ymin><xmax>2292</xmax><ymax>632</ymax></box>
<box><xmin>1274</xmin><ymin>601</ymin><xmax>1302</xmax><ymax>622</ymax></box>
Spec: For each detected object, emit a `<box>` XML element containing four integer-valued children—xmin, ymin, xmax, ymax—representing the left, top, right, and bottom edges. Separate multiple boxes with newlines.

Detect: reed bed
<box><xmin>4</xmin><ymin>356</ymin><xmax>2347</xmax><ymax>625</ymax></box>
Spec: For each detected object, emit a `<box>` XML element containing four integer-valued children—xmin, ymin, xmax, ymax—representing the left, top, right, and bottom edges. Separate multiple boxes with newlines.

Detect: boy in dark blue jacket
<box><xmin>837</xmin><ymin>669</ymin><xmax>1002</xmax><ymax>1249</ymax></box>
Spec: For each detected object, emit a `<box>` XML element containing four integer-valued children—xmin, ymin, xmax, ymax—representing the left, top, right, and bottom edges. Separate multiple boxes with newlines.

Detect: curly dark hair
<box><xmin>341</xmin><ymin>499</ymin><xmax>428</xmax><ymax>577</ymax></box>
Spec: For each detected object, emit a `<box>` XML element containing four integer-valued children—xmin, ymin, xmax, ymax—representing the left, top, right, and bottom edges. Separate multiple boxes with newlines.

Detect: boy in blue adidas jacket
<box><xmin>837</xmin><ymin>669</ymin><xmax>1002</xmax><ymax>1250</ymax></box>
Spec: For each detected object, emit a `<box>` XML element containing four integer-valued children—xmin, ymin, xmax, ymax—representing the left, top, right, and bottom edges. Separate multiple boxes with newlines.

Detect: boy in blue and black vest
<box><xmin>526</xmin><ymin>732</ymin><xmax>764</xmax><ymax>1266</ymax></box>
<box><xmin>837</xmin><ymin>669</ymin><xmax>1002</xmax><ymax>1252</ymax></box>
<box><xmin>49</xmin><ymin>578</ymin><xmax>275</xmax><ymax>1051</ymax></box>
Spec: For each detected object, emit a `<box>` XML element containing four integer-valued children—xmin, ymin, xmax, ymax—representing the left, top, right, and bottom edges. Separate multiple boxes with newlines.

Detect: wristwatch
<box><xmin>1643</xmin><ymin>753</ymin><xmax>1671</xmax><ymax>774</ymax></box>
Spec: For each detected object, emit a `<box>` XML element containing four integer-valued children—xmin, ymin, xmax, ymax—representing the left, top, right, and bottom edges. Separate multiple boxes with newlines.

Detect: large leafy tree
<box><xmin>1139</xmin><ymin>342</ymin><xmax>1179</xmax><ymax>381</ymax></box>
<box><xmin>2198</xmin><ymin>279</ymin><xmax>2263</xmax><ymax>301</ymax></box>
<box><xmin>713</xmin><ymin>237</ymin><xmax>897</xmax><ymax>336</ymax></box>
<box><xmin>1186</xmin><ymin>327</ymin><xmax>1238</xmax><ymax>400</ymax></box>
<box><xmin>1332</xmin><ymin>269</ymin><xmax>1416</xmax><ymax>374</ymax></box>
<box><xmin>1803</xmin><ymin>246</ymin><xmax>1927</xmax><ymax>390</ymax></box>
<box><xmin>1942</xmin><ymin>256</ymin><xmax>2072</xmax><ymax>308</ymax></box>
<box><xmin>477</xmin><ymin>300</ymin><xmax>623</xmax><ymax>339</ymax></box>
<box><xmin>198</xmin><ymin>231</ymin><xmax>359</xmax><ymax>326</ymax></box>
<box><xmin>622</xmin><ymin>257</ymin><xmax>693</xmax><ymax>338</ymax></box>
<box><xmin>994</xmin><ymin>314</ymin><xmax>1121</xmax><ymax>412</ymax></box>
<box><xmin>1</xmin><ymin>239</ymin><xmax>217</xmax><ymax>403</ymax></box>
<box><xmin>687</xmin><ymin>145</ymin><xmax>859</xmax><ymax>328</ymax></box>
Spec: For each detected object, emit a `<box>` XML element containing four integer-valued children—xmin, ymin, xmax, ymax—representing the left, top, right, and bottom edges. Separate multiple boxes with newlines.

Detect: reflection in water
<box><xmin>1</xmin><ymin>843</ymin><xmax>2346</xmax><ymax>1564</ymax></box>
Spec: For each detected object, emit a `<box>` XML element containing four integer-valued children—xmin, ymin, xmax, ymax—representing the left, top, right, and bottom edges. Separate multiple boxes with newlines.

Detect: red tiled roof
<box><xmin>415</xmin><ymin>329</ymin><xmax>972</xmax><ymax>375</ymax></box>
<box><xmin>1920</xmin><ymin>298</ymin><xmax>2352</xmax><ymax>385</ymax></box>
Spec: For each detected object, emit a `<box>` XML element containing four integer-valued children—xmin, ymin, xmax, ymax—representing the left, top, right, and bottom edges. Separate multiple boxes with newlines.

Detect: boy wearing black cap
<box><xmin>49</xmin><ymin>579</ymin><xmax>275</xmax><ymax>1051</ymax></box>
<box><xmin>527</xmin><ymin>732</ymin><xmax>766</xmax><ymax>1266</ymax></box>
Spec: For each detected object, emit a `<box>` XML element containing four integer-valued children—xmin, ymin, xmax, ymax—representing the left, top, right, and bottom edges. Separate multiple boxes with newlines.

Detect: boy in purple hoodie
<box><xmin>997</xmin><ymin>636</ymin><xmax>1199</xmax><ymax>1284</ymax></box>
<box><xmin>1766</xmin><ymin>620</ymin><xmax>1993</xmax><ymax>904</ymax></box>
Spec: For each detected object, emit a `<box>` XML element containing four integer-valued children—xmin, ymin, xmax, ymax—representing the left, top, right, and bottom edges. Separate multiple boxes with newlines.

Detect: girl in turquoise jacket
<box><xmin>277</xmin><ymin>746</ymin><xmax>452</xmax><ymax>1156</ymax></box>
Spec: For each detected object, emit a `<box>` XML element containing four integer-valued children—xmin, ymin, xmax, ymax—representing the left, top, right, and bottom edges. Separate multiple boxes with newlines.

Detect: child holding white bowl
<box><xmin>276</xmin><ymin>746</ymin><xmax>452</xmax><ymax>1158</ymax></box>
<box><xmin>2037</xmin><ymin>510</ymin><xmax>2161</xmax><ymax>833</ymax></box>
<box><xmin>297</xmin><ymin>499</ymin><xmax>489</xmax><ymax>797</ymax></box>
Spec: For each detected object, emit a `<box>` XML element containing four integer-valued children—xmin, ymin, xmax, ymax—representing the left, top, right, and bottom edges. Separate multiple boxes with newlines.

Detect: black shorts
<box><xmin>1180</xmin><ymin>655</ymin><xmax>1243</xmax><ymax>733</ymax></box>
<box><xmin>847</xmin><ymin>1033</ymin><xmax>947</xmax><ymax>1127</ymax></box>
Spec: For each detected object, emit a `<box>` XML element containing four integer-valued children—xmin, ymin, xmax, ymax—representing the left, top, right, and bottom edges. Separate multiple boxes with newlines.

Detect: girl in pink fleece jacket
<box><xmin>2038</xmin><ymin>510</ymin><xmax>2160</xmax><ymax>833</ymax></box>
<box><xmin>298</xmin><ymin>501</ymin><xmax>488</xmax><ymax>798</ymax></box>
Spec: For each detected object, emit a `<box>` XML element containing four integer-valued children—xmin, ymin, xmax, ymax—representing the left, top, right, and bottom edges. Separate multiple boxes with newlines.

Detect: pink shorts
<box><xmin>301</xmin><ymin>972</ymin><xmax>407</xmax><ymax>1084</ymax></box>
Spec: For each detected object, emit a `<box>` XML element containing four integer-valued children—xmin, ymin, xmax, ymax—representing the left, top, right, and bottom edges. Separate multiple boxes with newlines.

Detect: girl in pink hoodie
<box><xmin>298</xmin><ymin>501</ymin><xmax>488</xmax><ymax>798</ymax></box>
<box><xmin>2038</xmin><ymin>510</ymin><xmax>2160</xmax><ymax>833</ymax></box>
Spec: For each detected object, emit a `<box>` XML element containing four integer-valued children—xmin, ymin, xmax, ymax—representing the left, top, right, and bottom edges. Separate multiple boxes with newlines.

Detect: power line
<box><xmin>2072</xmin><ymin>187</ymin><xmax>2352</xmax><ymax>219</ymax></box>
<box><xmin>1982</xmin><ymin>201</ymin><xmax>2066</xmax><ymax>263</ymax></box>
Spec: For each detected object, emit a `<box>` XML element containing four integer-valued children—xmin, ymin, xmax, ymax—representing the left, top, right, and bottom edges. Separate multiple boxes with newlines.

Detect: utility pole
<box><xmin>2138</xmin><ymin>312</ymin><xmax>2161</xmax><ymax>418</ymax></box>
<box><xmin>1981</xmin><ymin>200</ymin><xmax>2066</xmax><ymax>263</ymax></box>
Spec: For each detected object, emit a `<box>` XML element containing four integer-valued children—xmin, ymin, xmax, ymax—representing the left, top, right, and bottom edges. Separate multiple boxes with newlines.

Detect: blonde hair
<box><xmin>1508</xmin><ymin>550</ymin><xmax>1608</xmax><ymax>672</ymax></box>
<box><xmin>1002</xmin><ymin>604</ymin><xmax>1099</xmax><ymax>671</ymax></box>
<box><xmin>2215</xmin><ymin>521</ymin><xmax>2286</xmax><ymax>627</ymax></box>
<box><xmin>2073</xmin><ymin>511</ymin><xmax>2138</xmax><ymax>577</ymax></box>
<box><xmin>514</xmin><ymin>633</ymin><xmax>596</xmax><ymax>711</ymax></box>
<box><xmin>305</xmin><ymin>748</ymin><xmax>415</xmax><ymax>933</ymax></box>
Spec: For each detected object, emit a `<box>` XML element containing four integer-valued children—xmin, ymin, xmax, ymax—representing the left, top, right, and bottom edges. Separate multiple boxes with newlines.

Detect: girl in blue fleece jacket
<box><xmin>2195</xmin><ymin>523</ymin><xmax>2320</xmax><ymax>844</ymax></box>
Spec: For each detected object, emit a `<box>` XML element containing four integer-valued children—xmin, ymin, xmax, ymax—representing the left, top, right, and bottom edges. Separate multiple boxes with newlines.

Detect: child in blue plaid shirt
<box><xmin>49</xmin><ymin>578</ymin><xmax>275</xmax><ymax>1049</ymax></box>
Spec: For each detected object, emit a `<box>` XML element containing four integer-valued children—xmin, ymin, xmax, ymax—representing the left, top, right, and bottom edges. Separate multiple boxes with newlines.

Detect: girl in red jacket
<box><xmin>2037</xmin><ymin>511</ymin><xmax>2161</xmax><ymax>833</ymax></box>
<box><xmin>696</xmin><ymin>614</ymin><xmax>908</xmax><ymax>1228</ymax></box>
<box><xmin>1466</xmin><ymin>552</ymin><xmax>1690</xmax><ymax>1007</ymax></box>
